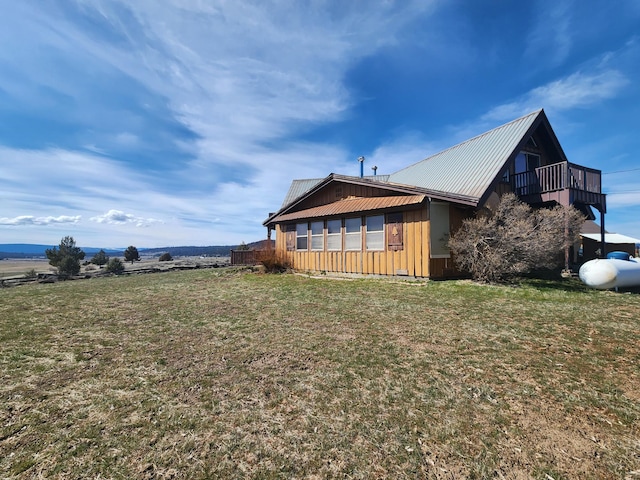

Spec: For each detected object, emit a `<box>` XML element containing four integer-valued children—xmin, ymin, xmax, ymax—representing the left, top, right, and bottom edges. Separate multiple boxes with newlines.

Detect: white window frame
<box><xmin>344</xmin><ymin>217</ymin><xmax>362</xmax><ymax>251</ymax></box>
<box><xmin>327</xmin><ymin>219</ymin><xmax>342</xmax><ymax>251</ymax></box>
<box><xmin>310</xmin><ymin>221</ymin><xmax>324</xmax><ymax>251</ymax></box>
<box><xmin>366</xmin><ymin>215</ymin><xmax>384</xmax><ymax>251</ymax></box>
<box><xmin>296</xmin><ymin>222</ymin><xmax>308</xmax><ymax>251</ymax></box>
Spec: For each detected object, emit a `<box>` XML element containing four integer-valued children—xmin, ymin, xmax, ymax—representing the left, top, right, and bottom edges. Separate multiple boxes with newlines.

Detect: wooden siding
<box><xmin>275</xmin><ymin>206</ymin><xmax>433</xmax><ymax>277</ymax></box>
<box><xmin>295</xmin><ymin>183</ymin><xmax>402</xmax><ymax>211</ymax></box>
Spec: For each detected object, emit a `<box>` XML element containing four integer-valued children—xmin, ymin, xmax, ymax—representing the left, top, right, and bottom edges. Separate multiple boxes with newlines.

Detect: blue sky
<box><xmin>1</xmin><ymin>1</ymin><xmax>639</xmax><ymax>248</ymax></box>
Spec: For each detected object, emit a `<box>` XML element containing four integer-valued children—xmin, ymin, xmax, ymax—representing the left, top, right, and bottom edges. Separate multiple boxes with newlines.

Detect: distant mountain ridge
<box><xmin>0</xmin><ymin>244</ymin><xmax>56</xmax><ymax>254</ymax></box>
<box><xmin>0</xmin><ymin>241</ymin><xmax>271</xmax><ymax>259</ymax></box>
<box><xmin>0</xmin><ymin>244</ymin><xmax>124</xmax><ymax>258</ymax></box>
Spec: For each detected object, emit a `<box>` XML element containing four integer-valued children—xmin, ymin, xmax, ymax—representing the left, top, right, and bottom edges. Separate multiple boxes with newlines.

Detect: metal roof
<box><xmin>581</xmin><ymin>233</ymin><xmax>640</xmax><ymax>244</ymax></box>
<box><xmin>281</xmin><ymin>178</ymin><xmax>324</xmax><ymax>208</ymax></box>
<box><xmin>266</xmin><ymin>110</ymin><xmax>552</xmax><ymax>227</ymax></box>
<box><xmin>388</xmin><ymin>109</ymin><xmax>543</xmax><ymax>202</ymax></box>
<box><xmin>271</xmin><ymin>195</ymin><xmax>426</xmax><ymax>223</ymax></box>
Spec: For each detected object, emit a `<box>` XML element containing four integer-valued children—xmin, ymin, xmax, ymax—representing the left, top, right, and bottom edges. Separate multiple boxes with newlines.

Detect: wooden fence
<box><xmin>230</xmin><ymin>250</ymin><xmax>258</xmax><ymax>265</ymax></box>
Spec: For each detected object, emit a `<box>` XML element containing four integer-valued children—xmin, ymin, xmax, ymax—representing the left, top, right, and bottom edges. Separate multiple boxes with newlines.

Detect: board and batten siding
<box><xmin>295</xmin><ymin>183</ymin><xmax>401</xmax><ymax>211</ymax></box>
<box><xmin>275</xmin><ymin>205</ymin><xmax>434</xmax><ymax>277</ymax></box>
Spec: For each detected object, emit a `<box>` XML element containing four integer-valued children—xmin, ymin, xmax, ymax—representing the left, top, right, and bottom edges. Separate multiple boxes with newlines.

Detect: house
<box><xmin>263</xmin><ymin>109</ymin><xmax>607</xmax><ymax>279</ymax></box>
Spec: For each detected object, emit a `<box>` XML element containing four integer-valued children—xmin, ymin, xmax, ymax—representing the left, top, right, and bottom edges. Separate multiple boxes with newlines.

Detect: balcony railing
<box><xmin>512</xmin><ymin>161</ymin><xmax>602</xmax><ymax>196</ymax></box>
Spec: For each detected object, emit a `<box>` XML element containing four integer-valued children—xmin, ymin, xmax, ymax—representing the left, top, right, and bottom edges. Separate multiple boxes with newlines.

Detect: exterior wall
<box><xmin>274</xmin><ymin>203</ymin><xmax>471</xmax><ymax>279</ymax></box>
<box><xmin>275</xmin><ymin>206</ymin><xmax>431</xmax><ymax>277</ymax></box>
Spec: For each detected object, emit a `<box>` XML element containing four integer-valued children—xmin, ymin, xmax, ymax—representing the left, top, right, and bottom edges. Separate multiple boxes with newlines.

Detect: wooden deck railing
<box><xmin>512</xmin><ymin>161</ymin><xmax>602</xmax><ymax>196</ymax></box>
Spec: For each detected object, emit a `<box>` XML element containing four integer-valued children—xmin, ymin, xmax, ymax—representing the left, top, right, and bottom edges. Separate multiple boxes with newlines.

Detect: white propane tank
<box><xmin>578</xmin><ymin>257</ymin><xmax>640</xmax><ymax>289</ymax></box>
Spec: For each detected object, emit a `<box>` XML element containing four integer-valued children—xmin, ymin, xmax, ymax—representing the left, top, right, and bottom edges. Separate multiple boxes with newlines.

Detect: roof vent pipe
<box><xmin>358</xmin><ymin>156</ymin><xmax>365</xmax><ymax>178</ymax></box>
<box><xmin>372</xmin><ymin>165</ymin><xmax>378</xmax><ymax>175</ymax></box>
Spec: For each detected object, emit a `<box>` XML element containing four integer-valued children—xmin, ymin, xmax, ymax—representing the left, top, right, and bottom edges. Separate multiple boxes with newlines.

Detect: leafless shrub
<box><xmin>24</xmin><ymin>268</ymin><xmax>38</xmax><ymax>279</ymax></box>
<box><xmin>448</xmin><ymin>193</ymin><xmax>584</xmax><ymax>283</ymax></box>
<box><xmin>256</xmin><ymin>249</ymin><xmax>291</xmax><ymax>273</ymax></box>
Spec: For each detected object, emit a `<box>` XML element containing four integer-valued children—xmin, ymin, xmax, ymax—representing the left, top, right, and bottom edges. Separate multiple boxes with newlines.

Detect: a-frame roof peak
<box><xmin>388</xmin><ymin>109</ymin><xmax>546</xmax><ymax>203</ymax></box>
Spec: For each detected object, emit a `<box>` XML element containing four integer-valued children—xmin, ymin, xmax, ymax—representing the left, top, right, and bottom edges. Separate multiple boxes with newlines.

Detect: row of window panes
<box><xmin>294</xmin><ymin>215</ymin><xmax>384</xmax><ymax>251</ymax></box>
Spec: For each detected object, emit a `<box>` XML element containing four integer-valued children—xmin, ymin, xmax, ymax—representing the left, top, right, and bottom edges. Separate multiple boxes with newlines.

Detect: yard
<box><xmin>1</xmin><ymin>269</ymin><xmax>639</xmax><ymax>479</ymax></box>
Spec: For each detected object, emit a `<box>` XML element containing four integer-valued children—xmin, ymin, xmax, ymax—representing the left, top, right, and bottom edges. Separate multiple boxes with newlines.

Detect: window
<box><xmin>296</xmin><ymin>222</ymin><xmax>308</xmax><ymax>250</ymax></box>
<box><xmin>366</xmin><ymin>215</ymin><xmax>384</xmax><ymax>251</ymax></box>
<box><xmin>327</xmin><ymin>219</ymin><xmax>341</xmax><ymax>251</ymax></box>
<box><xmin>345</xmin><ymin>217</ymin><xmax>362</xmax><ymax>251</ymax></box>
<box><xmin>515</xmin><ymin>152</ymin><xmax>540</xmax><ymax>173</ymax></box>
<box><xmin>515</xmin><ymin>152</ymin><xmax>541</xmax><ymax>195</ymax></box>
<box><xmin>310</xmin><ymin>221</ymin><xmax>324</xmax><ymax>251</ymax></box>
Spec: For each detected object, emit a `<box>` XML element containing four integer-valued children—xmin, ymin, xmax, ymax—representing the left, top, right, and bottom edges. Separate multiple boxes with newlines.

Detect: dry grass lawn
<box><xmin>1</xmin><ymin>269</ymin><xmax>639</xmax><ymax>479</ymax></box>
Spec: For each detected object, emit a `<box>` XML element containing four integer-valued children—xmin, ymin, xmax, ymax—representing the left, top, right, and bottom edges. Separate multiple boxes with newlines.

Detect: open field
<box><xmin>0</xmin><ymin>259</ymin><xmax>56</xmax><ymax>278</ymax></box>
<box><xmin>1</xmin><ymin>270</ymin><xmax>639</xmax><ymax>479</ymax></box>
<box><xmin>0</xmin><ymin>256</ymin><xmax>229</xmax><ymax>282</ymax></box>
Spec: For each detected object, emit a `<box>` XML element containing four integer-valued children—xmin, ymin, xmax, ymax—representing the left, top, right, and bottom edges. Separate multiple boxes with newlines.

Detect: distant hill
<box><xmin>141</xmin><ymin>245</ymin><xmax>235</xmax><ymax>257</ymax></box>
<box><xmin>0</xmin><ymin>244</ymin><xmax>123</xmax><ymax>258</ymax></box>
<box><xmin>142</xmin><ymin>240</ymin><xmax>273</xmax><ymax>258</ymax></box>
<box><xmin>0</xmin><ymin>241</ymin><xmax>273</xmax><ymax>259</ymax></box>
<box><xmin>0</xmin><ymin>244</ymin><xmax>55</xmax><ymax>255</ymax></box>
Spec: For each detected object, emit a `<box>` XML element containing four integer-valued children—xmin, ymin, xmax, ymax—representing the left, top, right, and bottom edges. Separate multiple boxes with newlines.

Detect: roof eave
<box><xmin>263</xmin><ymin>174</ymin><xmax>420</xmax><ymax>226</ymax></box>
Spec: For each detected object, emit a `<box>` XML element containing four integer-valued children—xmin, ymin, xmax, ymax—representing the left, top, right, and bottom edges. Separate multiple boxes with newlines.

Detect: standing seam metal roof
<box><xmin>269</xmin><ymin>110</ymin><xmax>545</xmax><ymax>226</ymax></box>
<box><xmin>387</xmin><ymin>109</ymin><xmax>542</xmax><ymax>202</ymax></box>
<box><xmin>281</xmin><ymin>178</ymin><xmax>325</xmax><ymax>208</ymax></box>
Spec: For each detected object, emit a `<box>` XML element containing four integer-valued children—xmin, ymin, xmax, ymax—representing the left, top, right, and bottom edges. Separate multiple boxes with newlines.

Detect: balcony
<box><xmin>512</xmin><ymin>161</ymin><xmax>606</xmax><ymax>213</ymax></box>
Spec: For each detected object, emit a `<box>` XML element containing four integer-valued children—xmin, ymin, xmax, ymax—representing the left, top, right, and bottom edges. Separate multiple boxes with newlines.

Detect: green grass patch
<box><xmin>1</xmin><ymin>270</ymin><xmax>639</xmax><ymax>478</ymax></box>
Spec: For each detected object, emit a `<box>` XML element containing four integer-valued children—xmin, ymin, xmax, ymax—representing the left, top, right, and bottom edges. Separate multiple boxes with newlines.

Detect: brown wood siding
<box><xmin>494</xmin><ymin>182</ymin><xmax>512</xmax><ymax>196</ymax></box>
<box><xmin>274</xmin><ymin>205</ymin><xmax>432</xmax><ymax>277</ymax></box>
<box><xmin>295</xmin><ymin>183</ymin><xmax>404</xmax><ymax>211</ymax></box>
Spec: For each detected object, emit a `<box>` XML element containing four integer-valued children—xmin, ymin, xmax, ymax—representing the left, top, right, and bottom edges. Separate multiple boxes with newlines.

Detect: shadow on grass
<box><xmin>518</xmin><ymin>277</ymin><xmax>640</xmax><ymax>295</ymax></box>
<box><xmin>517</xmin><ymin>277</ymin><xmax>593</xmax><ymax>293</ymax></box>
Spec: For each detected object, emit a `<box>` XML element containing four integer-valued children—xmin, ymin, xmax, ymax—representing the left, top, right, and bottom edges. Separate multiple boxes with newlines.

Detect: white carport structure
<box><xmin>581</xmin><ymin>232</ymin><xmax>640</xmax><ymax>260</ymax></box>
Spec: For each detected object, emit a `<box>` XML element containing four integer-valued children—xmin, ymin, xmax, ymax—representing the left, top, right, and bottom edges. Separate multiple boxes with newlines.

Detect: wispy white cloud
<box><xmin>607</xmin><ymin>192</ymin><xmax>640</xmax><ymax>209</ymax></box>
<box><xmin>61</xmin><ymin>0</ymin><xmax>437</xmax><ymax>153</ymax></box>
<box><xmin>605</xmin><ymin>172</ymin><xmax>640</xmax><ymax>209</ymax></box>
<box><xmin>481</xmin><ymin>70</ymin><xmax>629</xmax><ymax>124</ymax></box>
<box><xmin>526</xmin><ymin>0</ymin><xmax>575</xmax><ymax>66</ymax></box>
<box><xmin>0</xmin><ymin>215</ymin><xmax>81</xmax><ymax>226</ymax></box>
<box><xmin>90</xmin><ymin>210</ymin><xmax>163</xmax><ymax>227</ymax></box>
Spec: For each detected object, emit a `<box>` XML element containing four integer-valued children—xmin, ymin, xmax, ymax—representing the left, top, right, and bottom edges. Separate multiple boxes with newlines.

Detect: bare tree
<box><xmin>448</xmin><ymin>194</ymin><xmax>584</xmax><ymax>283</ymax></box>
